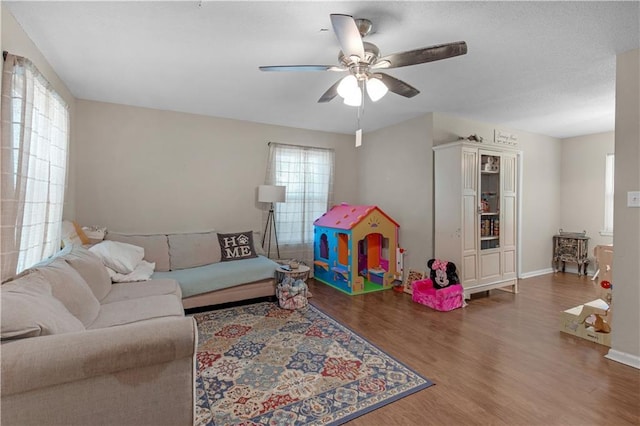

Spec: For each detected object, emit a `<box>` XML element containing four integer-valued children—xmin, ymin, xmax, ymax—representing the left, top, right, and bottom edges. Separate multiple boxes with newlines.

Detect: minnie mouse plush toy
<box><xmin>426</xmin><ymin>259</ymin><xmax>460</xmax><ymax>289</ymax></box>
<box><xmin>412</xmin><ymin>259</ymin><xmax>464</xmax><ymax>311</ymax></box>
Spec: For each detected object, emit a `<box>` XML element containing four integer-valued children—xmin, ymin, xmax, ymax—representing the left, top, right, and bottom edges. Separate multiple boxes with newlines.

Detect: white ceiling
<box><xmin>5</xmin><ymin>1</ymin><xmax>639</xmax><ymax>138</ymax></box>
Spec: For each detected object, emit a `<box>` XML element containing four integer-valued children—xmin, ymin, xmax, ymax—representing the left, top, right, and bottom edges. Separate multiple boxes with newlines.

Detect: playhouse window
<box><xmin>337</xmin><ymin>233</ymin><xmax>349</xmax><ymax>265</ymax></box>
<box><xmin>381</xmin><ymin>237</ymin><xmax>389</xmax><ymax>259</ymax></box>
<box><xmin>320</xmin><ymin>234</ymin><xmax>329</xmax><ymax>259</ymax></box>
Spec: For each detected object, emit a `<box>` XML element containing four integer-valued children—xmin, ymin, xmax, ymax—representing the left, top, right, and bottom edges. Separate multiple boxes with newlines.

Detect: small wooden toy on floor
<box><xmin>559</xmin><ymin>245</ymin><xmax>614</xmax><ymax>346</ymax></box>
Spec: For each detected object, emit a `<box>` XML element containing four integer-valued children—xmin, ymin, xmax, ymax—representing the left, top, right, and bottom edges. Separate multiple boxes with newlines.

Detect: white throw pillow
<box><xmin>89</xmin><ymin>240</ymin><xmax>145</xmax><ymax>274</ymax></box>
<box><xmin>106</xmin><ymin>261</ymin><xmax>156</xmax><ymax>283</ymax></box>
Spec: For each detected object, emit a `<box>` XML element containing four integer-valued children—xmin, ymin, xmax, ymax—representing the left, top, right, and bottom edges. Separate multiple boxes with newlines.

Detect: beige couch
<box><xmin>106</xmin><ymin>230</ymin><xmax>279</xmax><ymax>309</ymax></box>
<box><xmin>0</xmin><ymin>246</ymin><xmax>197</xmax><ymax>426</ymax></box>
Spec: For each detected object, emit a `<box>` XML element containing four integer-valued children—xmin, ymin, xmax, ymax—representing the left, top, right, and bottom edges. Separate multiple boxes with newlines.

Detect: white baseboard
<box><xmin>605</xmin><ymin>349</ymin><xmax>640</xmax><ymax>369</ymax></box>
<box><xmin>519</xmin><ymin>267</ymin><xmax>595</xmax><ymax>279</ymax></box>
<box><xmin>559</xmin><ymin>265</ymin><xmax>594</xmax><ymax>277</ymax></box>
<box><xmin>519</xmin><ymin>268</ymin><xmax>554</xmax><ymax>279</ymax></box>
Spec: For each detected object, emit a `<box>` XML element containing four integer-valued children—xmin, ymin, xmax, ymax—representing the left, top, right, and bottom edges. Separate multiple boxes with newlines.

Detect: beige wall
<box><xmin>1</xmin><ymin>5</ymin><xmax>77</xmax><ymax>218</ymax></box>
<box><xmin>432</xmin><ymin>113</ymin><xmax>562</xmax><ymax>276</ymax></box>
<box><xmin>610</xmin><ymin>48</ymin><xmax>640</xmax><ymax>364</ymax></box>
<box><xmin>357</xmin><ymin>114</ymin><xmax>434</xmax><ymax>272</ymax></box>
<box><xmin>560</xmin><ymin>132</ymin><xmax>615</xmax><ymax>273</ymax></box>
<box><xmin>357</xmin><ymin>111</ymin><xmax>564</xmax><ymax>277</ymax></box>
<box><xmin>74</xmin><ymin>100</ymin><xmax>357</xmax><ymax>234</ymax></box>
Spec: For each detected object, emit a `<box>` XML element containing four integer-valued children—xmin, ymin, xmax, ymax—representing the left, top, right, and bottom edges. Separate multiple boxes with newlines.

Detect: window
<box><xmin>319</xmin><ymin>234</ymin><xmax>329</xmax><ymax>259</ymax></box>
<box><xmin>1</xmin><ymin>54</ymin><xmax>70</xmax><ymax>281</ymax></box>
<box><xmin>602</xmin><ymin>153</ymin><xmax>614</xmax><ymax>236</ymax></box>
<box><xmin>265</xmin><ymin>143</ymin><xmax>334</xmax><ymax>263</ymax></box>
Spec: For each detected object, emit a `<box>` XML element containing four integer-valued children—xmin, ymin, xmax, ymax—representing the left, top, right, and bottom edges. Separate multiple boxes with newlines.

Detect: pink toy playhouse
<box><xmin>313</xmin><ymin>204</ymin><xmax>401</xmax><ymax>295</ymax></box>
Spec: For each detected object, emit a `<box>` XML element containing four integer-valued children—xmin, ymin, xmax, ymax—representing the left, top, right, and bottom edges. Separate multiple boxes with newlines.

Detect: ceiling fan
<box><xmin>259</xmin><ymin>14</ymin><xmax>468</xmax><ymax>106</ymax></box>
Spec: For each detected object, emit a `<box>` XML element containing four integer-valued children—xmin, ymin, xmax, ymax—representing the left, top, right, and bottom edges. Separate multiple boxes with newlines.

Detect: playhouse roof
<box><xmin>313</xmin><ymin>204</ymin><xmax>399</xmax><ymax>230</ymax></box>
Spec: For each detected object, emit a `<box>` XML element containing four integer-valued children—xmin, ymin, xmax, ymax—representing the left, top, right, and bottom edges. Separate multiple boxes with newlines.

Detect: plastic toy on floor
<box><xmin>313</xmin><ymin>204</ymin><xmax>401</xmax><ymax>295</ymax></box>
<box><xmin>412</xmin><ymin>259</ymin><xmax>464</xmax><ymax>311</ymax></box>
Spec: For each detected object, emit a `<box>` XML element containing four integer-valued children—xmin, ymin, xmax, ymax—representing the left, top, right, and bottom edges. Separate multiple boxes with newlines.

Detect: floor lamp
<box><xmin>258</xmin><ymin>185</ymin><xmax>286</xmax><ymax>259</ymax></box>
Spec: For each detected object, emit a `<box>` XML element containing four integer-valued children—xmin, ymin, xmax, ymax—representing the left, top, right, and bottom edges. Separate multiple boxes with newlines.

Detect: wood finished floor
<box><xmin>307</xmin><ymin>273</ymin><xmax>640</xmax><ymax>425</ymax></box>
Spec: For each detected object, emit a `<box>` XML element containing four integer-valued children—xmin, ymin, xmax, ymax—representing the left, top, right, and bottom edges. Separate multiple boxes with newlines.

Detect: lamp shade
<box><xmin>258</xmin><ymin>185</ymin><xmax>286</xmax><ymax>203</ymax></box>
<box><xmin>337</xmin><ymin>75</ymin><xmax>358</xmax><ymax>99</ymax></box>
<box><xmin>343</xmin><ymin>87</ymin><xmax>362</xmax><ymax>106</ymax></box>
<box><xmin>366</xmin><ymin>77</ymin><xmax>388</xmax><ymax>102</ymax></box>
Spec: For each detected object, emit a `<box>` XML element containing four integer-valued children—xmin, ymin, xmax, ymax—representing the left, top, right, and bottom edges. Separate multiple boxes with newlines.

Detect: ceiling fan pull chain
<box><xmin>356</xmin><ymin>81</ymin><xmax>363</xmax><ymax>147</ymax></box>
<box><xmin>357</xmin><ymin>78</ymin><xmax>365</xmax><ymax>130</ymax></box>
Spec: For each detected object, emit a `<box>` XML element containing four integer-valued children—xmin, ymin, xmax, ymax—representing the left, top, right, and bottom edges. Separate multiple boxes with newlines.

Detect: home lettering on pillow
<box><xmin>221</xmin><ymin>235</ymin><xmax>252</xmax><ymax>257</ymax></box>
<box><xmin>218</xmin><ymin>232</ymin><xmax>258</xmax><ymax>261</ymax></box>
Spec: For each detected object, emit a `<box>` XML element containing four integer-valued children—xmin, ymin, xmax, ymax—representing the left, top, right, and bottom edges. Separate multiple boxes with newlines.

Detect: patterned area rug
<box><xmin>193</xmin><ymin>301</ymin><xmax>433</xmax><ymax>425</ymax></box>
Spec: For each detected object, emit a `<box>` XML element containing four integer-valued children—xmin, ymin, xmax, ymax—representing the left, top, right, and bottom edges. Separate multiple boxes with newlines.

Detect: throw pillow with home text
<box><xmin>217</xmin><ymin>231</ymin><xmax>258</xmax><ymax>261</ymax></box>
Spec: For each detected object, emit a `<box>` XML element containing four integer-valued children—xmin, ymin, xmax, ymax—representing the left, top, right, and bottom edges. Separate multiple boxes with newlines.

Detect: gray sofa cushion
<box><xmin>1</xmin><ymin>273</ymin><xmax>85</xmax><ymax>339</ymax></box>
<box><xmin>153</xmin><ymin>255</ymin><xmax>279</xmax><ymax>298</ymax></box>
<box><xmin>106</xmin><ymin>232</ymin><xmax>171</xmax><ymax>272</ymax></box>
<box><xmin>101</xmin><ymin>279</ymin><xmax>182</xmax><ymax>304</ymax></box>
<box><xmin>88</xmin><ymin>295</ymin><xmax>184</xmax><ymax>329</ymax></box>
<box><xmin>32</xmin><ymin>259</ymin><xmax>101</xmax><ymax>327</ymax></box>
<box><xmin>168</xmin><ymin>231</ymin><xmax>221</xmax><ymax>270</ymax></box>
<box><xmin>62</xmin><ymin>245</ymin><xmax>112</xmax><ymax>301</ymax></box>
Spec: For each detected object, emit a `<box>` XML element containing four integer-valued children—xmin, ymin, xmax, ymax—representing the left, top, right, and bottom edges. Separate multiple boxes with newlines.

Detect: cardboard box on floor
<box><xmin>560</xmin><ymin>299</ymin><xmax>611</xmax><ymax>347</ymax></box>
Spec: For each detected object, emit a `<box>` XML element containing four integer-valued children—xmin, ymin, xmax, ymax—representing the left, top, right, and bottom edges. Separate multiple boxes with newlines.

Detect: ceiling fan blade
<box><xmin>373</xmin><ymin>41</ymin><xmax>467</xmax><ymax>69</ymax></box>
<box><xmin>318</xmin><ymin>79</ymin><xmax>343</xmax><ymax>103</ymax></box>
<box><xmin>330</xmin><ymin>14</ymin><xmax>365</xmax><ymax>61</ymax></box>
<box><xmin>376</xmin><ymin>73</ymin><xmax>420</xmax><ymax>98</ymax></box>
<box><xmin>259</xmin><ymin>65</ymin><xmax>344</xmax><ymax>72</ymax></box>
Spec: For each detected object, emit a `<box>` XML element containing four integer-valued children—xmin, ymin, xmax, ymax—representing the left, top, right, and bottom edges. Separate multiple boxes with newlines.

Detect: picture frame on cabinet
<box><xmin>403</xmin><ymin>269</ymin><xmax>424</xmax><ymax>295</ymax></box>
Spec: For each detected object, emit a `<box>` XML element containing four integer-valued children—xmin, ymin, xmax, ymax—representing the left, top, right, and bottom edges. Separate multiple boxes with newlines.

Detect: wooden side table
<box><xmin>553</xmin><ymin>231</ymin><xmax>590</xmax><ymax>275</ymax></box>
<box><xmin>275</xmin><ymin>264</ymin><xmax>310</xmax><ymax>283</ymax></box>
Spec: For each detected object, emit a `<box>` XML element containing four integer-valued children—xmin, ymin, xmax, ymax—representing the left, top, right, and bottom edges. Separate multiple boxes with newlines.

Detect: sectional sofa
<box><xmin>105</xmin><ymin>230</ymin><xmax>280</xmax><ymax>309</ymax></box>
<box><xmin>0</xmin><ymin>245</ymin><xmax>196</xmax><ymax>425</ymax></box>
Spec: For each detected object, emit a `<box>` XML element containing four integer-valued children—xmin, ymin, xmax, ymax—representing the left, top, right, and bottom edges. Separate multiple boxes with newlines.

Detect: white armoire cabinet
<box><xmin>433</xmin><ymin>140</ymin><xmax>520</xmax><ymax>298</ymax></box>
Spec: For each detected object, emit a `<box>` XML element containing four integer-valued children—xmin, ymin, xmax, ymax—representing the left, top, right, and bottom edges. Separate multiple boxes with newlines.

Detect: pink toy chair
<box><xmin>412</xmin><ymin>278</ymin><xmax>464</xmax><ymax>311</ymax></box>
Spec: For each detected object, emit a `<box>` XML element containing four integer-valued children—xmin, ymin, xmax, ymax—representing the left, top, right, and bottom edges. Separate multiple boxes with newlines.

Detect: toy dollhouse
<box><xmin>313</xmin><ymin>203</ymin><xmax>401</xmax><ymax>295</ymax></box>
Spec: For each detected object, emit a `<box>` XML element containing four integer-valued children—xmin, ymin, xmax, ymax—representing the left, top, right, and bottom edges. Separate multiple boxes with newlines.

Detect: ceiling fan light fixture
<box><xmin>337</xmin><ymin>75</ymin><xmax>359</xmax><ymax>99</ymax></box>
<box><xmin>366</xmin><ymin>77</ymin><xmax>388</xmax><ymax>102</ymax></box>
<box><xmin>260</xmin><ymin>14</ymin><xmax>468</xmax><ymax>109</ymax></box>
<box><xmin>343</xmin><ymin>87</ymin><xmax>362</xmax><ymax>106</ymax></box>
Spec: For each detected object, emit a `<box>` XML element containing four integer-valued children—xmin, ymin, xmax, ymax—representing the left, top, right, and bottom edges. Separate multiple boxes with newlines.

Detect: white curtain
<box><xmin>1</xmin><ymin>53</ymin><xmax>69</xmax><ymax>282</ymax></box>
<box><xmin>264</xmin><ymin>143</ymin><xmax>335</xmax><ymax>266</ymax></box>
